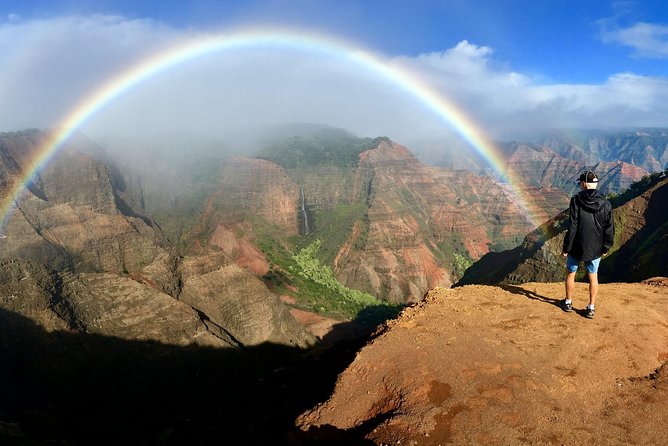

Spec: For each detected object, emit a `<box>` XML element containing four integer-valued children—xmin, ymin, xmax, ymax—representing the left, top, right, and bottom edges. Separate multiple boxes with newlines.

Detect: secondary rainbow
<box><xmin>0</xmin><ymin>28</ymin><xmax>542</xmax><ymax>231</ymax></box>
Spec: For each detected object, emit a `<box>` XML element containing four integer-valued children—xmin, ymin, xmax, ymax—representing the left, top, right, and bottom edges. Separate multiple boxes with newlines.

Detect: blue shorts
<box><xmin>566</xmin><ymin>255</ymin><xmax>600</xmax><ymax>274</ymax></box>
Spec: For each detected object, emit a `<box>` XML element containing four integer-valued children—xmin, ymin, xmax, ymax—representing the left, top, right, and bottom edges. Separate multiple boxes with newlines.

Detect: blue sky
<box><xmin>1</xmin><ymin>0</ymin><xmax>668</xmax><ymax>146</ymax></box>
<box><xmin>4</xmin><ymin>0</ymin><xmax>667</xmax><ymax>83</ymax></box>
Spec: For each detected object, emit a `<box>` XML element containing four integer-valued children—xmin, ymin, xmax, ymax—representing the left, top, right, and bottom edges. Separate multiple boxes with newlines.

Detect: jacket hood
<box><xmin>576</xmin><ymin>189</ymin><xmax>606</xmax><ymax>212</ymax></box>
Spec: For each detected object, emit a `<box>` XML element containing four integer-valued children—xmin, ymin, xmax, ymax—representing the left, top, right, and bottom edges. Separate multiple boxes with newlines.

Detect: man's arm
<box><xmin>562</xmin><ymin>197</ymin><xmax>578</xmax><ymax>255</ymax></box>
<box><xmin>602</xmin><ymin>201</ymin><xmax>615</xmax><ymax>253</ymax></box>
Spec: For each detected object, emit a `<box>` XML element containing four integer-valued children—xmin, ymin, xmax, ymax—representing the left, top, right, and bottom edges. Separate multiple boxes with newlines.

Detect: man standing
<box><xmin>561</xmin><ymin>170</ymin><xmax>614</xmax><ymax>319</ymax></box>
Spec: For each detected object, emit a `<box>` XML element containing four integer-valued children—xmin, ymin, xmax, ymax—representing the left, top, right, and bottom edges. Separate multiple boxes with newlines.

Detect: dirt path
<box><xmin>296</xmin><ymin>281</ymin><xmax>668</xmax><ymax>445</ymax></box>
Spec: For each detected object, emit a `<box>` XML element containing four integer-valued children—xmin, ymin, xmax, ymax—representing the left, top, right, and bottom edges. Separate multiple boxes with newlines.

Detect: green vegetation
<box><xmin>608</xmin><ymin>170</ymin><xmax>667</xmax><ymax>207</ymax></box>
<box><xmin>309</xmin><ymin>202</ymin><xmax>369</xmax><ymax>264</ymax></box>
<box><xmin>630</xmin><ymin>220</ymin><xmax>668</xmax><ymax>278</ymax></box>
<box><xmin>603</xmin><ymin>169</ymin><xmax>667</xmax><ymax>265</ymax></box>
<box><xmin>632</xmin><ymin>219</ymin><xmax>668</xmax><ymax>258</ymax></box>
<box><xmin>452</xmin><ymin>252</ymin><xmax>474</xmax><ymax>277</ymax></box>
<box><xmin>292</xmin><ymin>240</ymin><xmax>379</xmax><ymax>305</ymax></box>
<box><xmin>252</xmin><ymin>218</ymin><xmax>296</xmax><ymax>271</ymax></box>
<box><xmin>611</xmin><ymin>210</ymin><xmax>628</xmax><ymax>257</ymax></box>
<box><xmin>256</xmin><ymin>228</ymin><xmax>401</xmax><ymax>321</ymax></box>
<box><xmin>255</xmin><ymin>128</ymin><xmax>379</xmax><ymax>169</ymax></box>
<box><xmin>291</xmin><ymin>240</ymin><xmax>401</xmax><ymax>322</ymax></box>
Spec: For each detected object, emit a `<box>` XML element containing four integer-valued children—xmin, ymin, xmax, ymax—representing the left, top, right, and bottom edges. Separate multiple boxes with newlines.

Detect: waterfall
<box><xmin>300</xmin><ymin>186</ymin><xmax>310</xmax><ymax>235</ymax></box>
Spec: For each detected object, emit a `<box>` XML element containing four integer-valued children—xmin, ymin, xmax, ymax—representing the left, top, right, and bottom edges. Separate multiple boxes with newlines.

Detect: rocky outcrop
<box><xmin>0</xmin><ymin>259</ymin><xmax>230</xmax><ymax>347</ymax></box>
<box><xmin>62</xmin><ymin>271</ymin><xmax>232</xmax><ymax>346</ymax></box>
<box><xmin>0</xmin><ymin>132</ymin><xmax>174</xmax><ymax>292</ymax></box>
<box><xmin>0</xmin><ymin>130</ymin><xmax>315</xmax><ymax>349</ymax></box>
<box><xmin>502</xmin><ymin>141</ymin><xmax>649</xmax><ymax>196</ymax></box>
<box><xmin>205</xmin><ymin>222</ymin><xmax>270</xmax><ymax>276</ymax></box>
<box><xmin>333</xmin><ymin>140</ymin><xmax>538</xmax><ymax>302</ymax></box>
<box><xmin>296</xmin><ymin>282</ymin><xmax>668</xmax><ymax>444</ymax></box>
<box><xmin>538</xmin><ymin>128</ymin><xmax>668</xmax><ymax>173</ymax></box>
<box><xmin>416</xmin><ymin>130</ymin><xmax>659</xmax><ymax>195</ymax></box>
<box><xmin>199</xmin><ymin>157</ymin><xmax>300</xmax><ymax>235</ymax></box>
<box><xmin>332</xmin><ymin>142</ymin><xmax>454</xmax><ymax>302</ymax></box>
<box><xmin>0</xmin><ymin>259</ymin><xmax>71</xmax><ymax>332</ymax></box>
<box><xmin>179</xmin><ymin>262</ymin><xmax>314</xmax><ymax>348</ymax></box>
<box><xmin>0</xmin><ymin>254</ymin><xmax>314</xmax><ymax>350</ymax></box>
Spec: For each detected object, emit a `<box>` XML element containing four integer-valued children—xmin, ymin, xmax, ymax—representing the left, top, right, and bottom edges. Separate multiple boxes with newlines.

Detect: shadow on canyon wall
<box><xmin>0</xmin><ymin>307</ymin><xmax>392</xmax><ymax>445</ymax></box>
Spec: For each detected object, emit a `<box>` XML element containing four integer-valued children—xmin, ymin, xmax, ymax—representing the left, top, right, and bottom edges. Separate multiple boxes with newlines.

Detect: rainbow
<box><xmin>0</xmin><ymin>27</ymin><xmax>542</xmax><ymax>233</ymax></box>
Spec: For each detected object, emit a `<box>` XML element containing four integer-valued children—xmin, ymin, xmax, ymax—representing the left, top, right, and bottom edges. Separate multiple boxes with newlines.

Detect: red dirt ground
<box><xmin>296</xmin><ymin>281</ymin><xmax>668</xmax><ymax>445</ymax></box>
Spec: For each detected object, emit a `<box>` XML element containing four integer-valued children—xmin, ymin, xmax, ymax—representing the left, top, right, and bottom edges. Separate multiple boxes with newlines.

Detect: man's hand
<box><xmin>562</xmin><ymin>252</ymin><xmax>568</xmax><ymax>257</ymax></box>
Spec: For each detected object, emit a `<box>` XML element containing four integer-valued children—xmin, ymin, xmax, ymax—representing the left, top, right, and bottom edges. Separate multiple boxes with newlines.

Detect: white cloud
<box><xmin>1</xmin><ymin>14</ymin><xmax>667</xmax><ymax>156</ymax></box>
<box><xmin>392</xmin><ymin>40</ymin><xmax>668</xmax><ymax>139</ymax></box>
<box><xmin>0</xmin><ymin>15</ymin><xmax>181</xmax><ymax>130</ymax></box>
<box><xmin>599</xmin><ymin>20</ymin><xmax>668</xmax><ymax>58</ymax></box>
<box><xmin>523</xmin><ymin>73</ymin><xmax>668</xmax><ymax>129</ymax></box>
<box><xmin>414</xmin><ymin>40</ymin><xmax>494</xmax><ymax>72</ymax></box>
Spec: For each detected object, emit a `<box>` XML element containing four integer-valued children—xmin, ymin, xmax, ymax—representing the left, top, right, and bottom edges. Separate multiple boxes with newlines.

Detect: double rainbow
<box><xmin>0</xmin><ymin>28</ymin><xmax>541</xmax><ymax>232</ymax></box>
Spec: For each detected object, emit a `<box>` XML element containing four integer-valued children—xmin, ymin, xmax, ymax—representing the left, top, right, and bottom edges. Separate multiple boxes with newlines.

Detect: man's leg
<box><xmin>562</xmin><ymin>255</ymin><xmax>578</xmax><ymax>311</ymax></box>
<box><xmin>587</xmin><ymin>273</ymin><xmax>598</xmax><ymax>307</ymax></box>
<box><xmin>585</xmin><ymin>258</ymin><xmax>601</xmax><ymax>310</ymax></box>
<box><xmin>565</xmin><ymin>272</ymin><xmax>576</xmax><ymax>301</ymax></box>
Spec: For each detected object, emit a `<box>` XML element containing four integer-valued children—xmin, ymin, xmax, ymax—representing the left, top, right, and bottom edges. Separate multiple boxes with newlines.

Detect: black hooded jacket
<box><xmin>563</xmin><ymin>188</ymin><xmax>614</xmax><ymax>262</ymax></box>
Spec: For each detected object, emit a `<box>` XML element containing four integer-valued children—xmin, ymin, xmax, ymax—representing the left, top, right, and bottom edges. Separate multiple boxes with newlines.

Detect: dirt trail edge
<box><xmin>295</xmin><ymin>282</ymin><xmax>668</xmax><ymax>445</ymax></box>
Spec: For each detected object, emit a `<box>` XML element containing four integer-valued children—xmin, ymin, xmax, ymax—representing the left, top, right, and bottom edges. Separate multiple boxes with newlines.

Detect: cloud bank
<box><xmin>1</xmin><ymin>14</ymin><xmax>667</xmax><ymax>152</ymax></box>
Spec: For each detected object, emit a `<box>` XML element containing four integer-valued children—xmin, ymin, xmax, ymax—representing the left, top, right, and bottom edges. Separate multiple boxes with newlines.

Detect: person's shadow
<box><xmin>501</xmin><ymin>284</ymin><xmax>594</xmax><ymax>318</ymax></box>
<box><xmin>573</xmin><ymin>308</ymin><xmax>592</xmax><ymax>318</ymax></box>
<box><xmin>500</xmin><ymin>284</ymin><xmax>563</xmax><ymax>309</ymax></box>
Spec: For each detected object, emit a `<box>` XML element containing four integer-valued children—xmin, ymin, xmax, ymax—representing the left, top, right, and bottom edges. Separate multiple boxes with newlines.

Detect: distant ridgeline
<box><xmin>535</xmin><ymin>127</ymin><xmax>668</xmax><ymax>173</ymax></box>
<box><xmin>414</xmin><ymin>128</ymin><xmax>664</xmax><ymax>199</ymax></box>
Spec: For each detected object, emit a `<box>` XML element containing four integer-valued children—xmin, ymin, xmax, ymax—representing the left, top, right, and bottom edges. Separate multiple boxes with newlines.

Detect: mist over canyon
<box><xmin>1</xmin><ymin>125</ymin><xmax>666</xmax><ymax>444</ymax></box>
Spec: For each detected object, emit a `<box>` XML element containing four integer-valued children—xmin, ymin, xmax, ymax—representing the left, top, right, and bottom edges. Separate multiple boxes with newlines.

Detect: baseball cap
<box><xmin>577</xmin><ymin>170</ymin><xmax>598</xmax><ymax>184</ymax></box>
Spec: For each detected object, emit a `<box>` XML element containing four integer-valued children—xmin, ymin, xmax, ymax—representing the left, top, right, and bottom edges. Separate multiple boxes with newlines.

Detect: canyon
<box><xmin>1</xmin><ymin>126</ymin><xmax>666</xmax><ymax>444</ymax></box>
